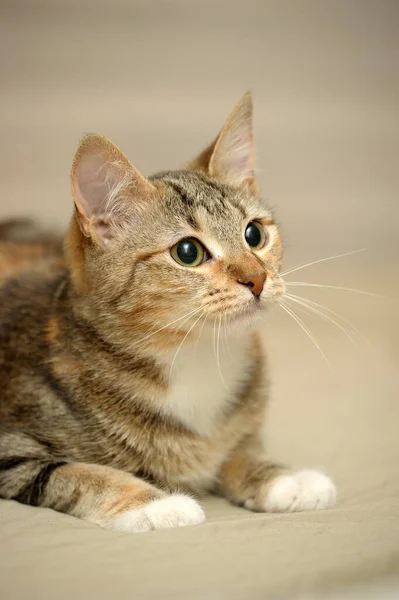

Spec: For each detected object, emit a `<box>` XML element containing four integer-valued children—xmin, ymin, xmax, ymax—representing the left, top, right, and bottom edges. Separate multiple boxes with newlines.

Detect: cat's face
<box><xmin>67</xmin><ymin>93</ymin><xmax>285</xmax><ymax>348</ymax></box>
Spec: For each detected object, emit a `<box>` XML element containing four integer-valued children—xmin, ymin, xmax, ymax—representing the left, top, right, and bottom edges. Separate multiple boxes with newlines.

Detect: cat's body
<box><xmin>0</xmin><ymin>94</ymin><xmax>336</xmax><ymax>532</ymax></box>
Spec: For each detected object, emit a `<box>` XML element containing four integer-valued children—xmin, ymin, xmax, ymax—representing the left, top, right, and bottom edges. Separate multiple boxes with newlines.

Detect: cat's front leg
<box><xmin>1</xmin><ymin>447</ymin><xmax>204</xmax><ymax>532</ymax></box>
<box><xmin>217</xmin><ymin>435</ymin><xmax>336</xmax><ymax>513</ymax></box>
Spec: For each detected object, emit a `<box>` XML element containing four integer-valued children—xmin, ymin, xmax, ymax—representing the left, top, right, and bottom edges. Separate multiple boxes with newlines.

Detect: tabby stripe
<box><xmin>172</xmin><ymin>174</ymin><xmax>247</xmax><ymax>218</ymax></box>
<box><xmin>196</xmin><ymin>172</ymin><xmax>249</xmax><ymax>217</ymax></box>
<box><xmin>166</xmin><ymin>183</ymin><xmax>206</xmax><ymax>229</ymax></box>
<box><xmin>12</xmin><ymin>461</ymin><xmax>67</xmax><ymax>507</ymax></box>
<box><xmin>64</xmin><ymin>313</ymin><xmax>165</xmax><ymax>385</ymax></box>
<box><xmin>39</xmin><ymin>367</ymin><xmax>83</xmax><ymax>416</ymax></box>
<box><xmin>166</xmin><ymin>182</ymin><xmax>200</xmax><ymax>230</ymax></box>
<box><xmin>0</xmin><ymin>457</ymin><xmax>31</xmax><ymax>471</ymax></box>
<box><xmin>194</xmin><ymin>172</ymin><xmax>227</xmax><ymax>196</ymax></box>
<box><xmin>166</xmin><ymin>181</ymin><xmax>193</xmax><ymax>206</ymax></box>
<box><xmin>53</xmin><ymin>485</ymin><xmax>81</xmax><ymax>515</ymax></box>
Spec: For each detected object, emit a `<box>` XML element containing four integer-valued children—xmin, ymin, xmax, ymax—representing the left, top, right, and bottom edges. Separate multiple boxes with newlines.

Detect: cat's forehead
<box><xmin>150</xmin><ymin>170</ymin><xmax>269</xmax><ymax>238</ymax></box>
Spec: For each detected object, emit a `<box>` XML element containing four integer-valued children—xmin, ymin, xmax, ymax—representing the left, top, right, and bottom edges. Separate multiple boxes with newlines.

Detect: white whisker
<box><xmin>168</xmin><ymin>311</ymin><xmax>205</xmax><ymax>381</ymax></box>
<box><xmin>285</xmin><ymin>292</ymin><xmax>370</xmax><ymax>347</ymax></box>
<box><xmin>194</xmin><ymin>310</ymin><xmax>209</xmax><ymax>355</ymax></box>
<box><xmin>137</xmin><ymin>305</ymin><xmax>204</xmax><ymax>344</ymax></box>
<box><xmin>285</xmin><ymin>294</ymin><xmax>358</xmax><ymax>346</ymax></box>
<box><xmin>285</xmin><ymin>282</ymin><xmax>385</xmax><ymax>298</ymax></box>
<box><xmin>281</xmin><ymin>248</ymin><xmax>366</xmax><ymax>277</ymax></box>
<box><xmin>222</xmin><ymin>311</ymin><xmax>234</xmax><ymax>362</ymax></box>
<box><xmin>215</xmin><ymin>317</ymin><xmax>227</xmax><ymax>388</ymax></box>
<box><xmin>279</xmin><ymin>301</ymin><xmax>331</xmax><ymax>368</ymax></box>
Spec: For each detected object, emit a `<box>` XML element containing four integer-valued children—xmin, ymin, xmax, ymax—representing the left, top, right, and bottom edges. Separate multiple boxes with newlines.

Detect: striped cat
<box><xmin>0</xmin><ymin>93</ymin><xmax>336</xmax><ymax>532</ymax></box>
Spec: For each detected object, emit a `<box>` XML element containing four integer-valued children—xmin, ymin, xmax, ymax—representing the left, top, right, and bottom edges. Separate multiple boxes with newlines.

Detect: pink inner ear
<box><xmin>209</xmin><ymin>93</ymin><xmax>255</xmax><ymax>185</ymax></box>
<box><xmin>76</xmin><ymin>153</ymin><xmax>112</xmax><ymax>217</ymax></box>
<box><xmin>224</xmin><ymin>128</ymin><xmax>254</xmax><ymax>181</ymax></box>
<box><xmin>71</xmin><ymin>138</ymin><xmax>158</xmax><ymax>247</ymax></box>
<box><xmin>210</xmin><ymin>127</ymin><xmax>254</xmax><ymax>184</ymax></box>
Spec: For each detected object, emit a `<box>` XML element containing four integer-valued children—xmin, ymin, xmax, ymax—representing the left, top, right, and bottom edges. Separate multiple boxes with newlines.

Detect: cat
<box><xmin>0</xmin><ymin>93</ymin><xmax>336</xmax><ymax>532</ymax></box>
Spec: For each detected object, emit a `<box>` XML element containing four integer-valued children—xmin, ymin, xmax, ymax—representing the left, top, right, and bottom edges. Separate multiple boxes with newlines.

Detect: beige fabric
<box><xmin>1</xmin><ymin>1</ymin><xmax>398</xmax><ymax>598</ymax></box>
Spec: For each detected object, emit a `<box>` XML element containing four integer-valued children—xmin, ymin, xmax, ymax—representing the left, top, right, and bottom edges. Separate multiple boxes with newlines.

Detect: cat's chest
<box><xmin>160</xmin><ymin>331</ymin><xmax>253</xmax><ymax>436</ymax></box>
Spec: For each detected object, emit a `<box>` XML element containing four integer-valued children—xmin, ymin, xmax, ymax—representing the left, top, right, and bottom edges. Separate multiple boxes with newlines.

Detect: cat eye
<box><xmin>245</xmin><ymin>221</ymin><xmax>267</xmax><ymax>250</ymax></box>
<box><xmin>171</xmin><ymin>238</ymin><xmax>208</xmax><ymax>267</ymax></box>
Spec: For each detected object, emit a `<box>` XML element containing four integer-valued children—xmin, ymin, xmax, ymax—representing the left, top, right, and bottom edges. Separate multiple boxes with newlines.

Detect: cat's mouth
<box><xmin>222</xmin><ymin>299</ymin><xmax>264</xmax><ymax>323</ymax></box>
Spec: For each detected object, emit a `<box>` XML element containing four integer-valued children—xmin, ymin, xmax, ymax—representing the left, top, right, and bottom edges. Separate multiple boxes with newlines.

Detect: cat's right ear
<box><xmin>71</xmin><ymin>134</ymin><xmax>155</xmax><ymax>248</ymax></box>
<box><xmin>186</xmin><ymin>92</ymin><xmax>256</xmax><ymax>190</ymax></box>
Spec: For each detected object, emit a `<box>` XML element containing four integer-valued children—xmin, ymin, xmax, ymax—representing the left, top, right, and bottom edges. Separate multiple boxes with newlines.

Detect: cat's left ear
<box><xmin>187</xmin><ymin>92</ymin><xmax>257</xmax><ymax>190</ymax></box>
<box><xmin>71</xmin><ymin>134</ymin><xmax>156</xmax><ymax>249</ymax></box>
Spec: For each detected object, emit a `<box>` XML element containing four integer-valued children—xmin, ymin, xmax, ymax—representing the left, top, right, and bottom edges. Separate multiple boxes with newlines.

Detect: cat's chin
<box><xmin>222</xmin><ymin>302</ymin><xmax>265</xmax><ymax>329</ymax></box>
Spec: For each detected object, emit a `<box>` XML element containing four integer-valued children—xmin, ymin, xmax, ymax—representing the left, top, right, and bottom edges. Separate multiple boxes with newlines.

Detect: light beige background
<box><xmin>1</xmin><ymin>1</ymin><xmax>398</xmax><ymax>598</ymax></box>
<box><xmin>1</xmin><ymin>0</ymin><xmax>398</xmax><ymax>260</ymax></box>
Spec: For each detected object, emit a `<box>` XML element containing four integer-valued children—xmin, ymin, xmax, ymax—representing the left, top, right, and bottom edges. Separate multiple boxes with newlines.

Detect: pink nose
<box><xmin>237</xmin><ymin>272</ymin><xmax>266</xmax><ymax>298</ymax></box>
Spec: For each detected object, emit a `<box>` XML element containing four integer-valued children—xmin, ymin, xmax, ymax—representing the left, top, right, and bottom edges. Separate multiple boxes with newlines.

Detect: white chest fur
<box><xmin>161</xmin><ymin>328</ymin><xmax>254</xmax><ymax>436</ymax></box>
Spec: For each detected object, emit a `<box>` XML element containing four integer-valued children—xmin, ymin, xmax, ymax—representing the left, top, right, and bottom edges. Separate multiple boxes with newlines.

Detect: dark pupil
<box><xmin>245</xmin><ymin>223</ymin><xmax>261</xmax><ymax>247</ymax></box>
<box><xmin>177</xmin><ymin>240</ymin><xmax>198</xmax><ymax>264</ymax></box>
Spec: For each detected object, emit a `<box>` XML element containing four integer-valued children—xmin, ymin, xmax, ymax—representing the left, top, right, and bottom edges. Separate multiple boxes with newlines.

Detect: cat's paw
<box><xmin>247</xmin><ymin>469</ymin><xmax>337</xmax><ymax>513</ymax></box>
<box><xmin>102</xmin><ymin>494</ymin><xmax>205</xmax><ymax>533</ymax></box>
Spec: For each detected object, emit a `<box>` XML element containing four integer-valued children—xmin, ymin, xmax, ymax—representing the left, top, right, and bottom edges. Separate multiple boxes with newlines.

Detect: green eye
<box><xmin>245</xmin><ymin>221</ymin><xmax>267</xmax><ymax>249</ymax></box>
<box><xmin>171</xmin><ymin>238</ymin><xmax>207</xmax><ymax>267</ymax></box>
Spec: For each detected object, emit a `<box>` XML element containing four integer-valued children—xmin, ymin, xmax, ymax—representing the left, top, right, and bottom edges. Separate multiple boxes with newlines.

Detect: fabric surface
<box><xmin>1</xmin><ymin>1</ymin><xmax>398</xmax><ymax>597</ymax></box>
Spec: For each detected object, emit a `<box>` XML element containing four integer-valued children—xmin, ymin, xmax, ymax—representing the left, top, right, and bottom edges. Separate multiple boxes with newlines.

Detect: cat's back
<box><xmin>0</xmin><ymin>218</ymin><xmax>65</xmax><ymax>309</ymax></box>
<box><xmin>0</xmin><ymin>243</ymin><xmax>66</xmax><ymax>333</ymax></box>
<box><xmin>0</xmin><ymin>220</ymin><xmax>64</xmax><ymax>282</ymax></box>
<box><xmin>0</xmin><ymin>221</ymin><xmax>67</xmax><ymax>411</ymax></box>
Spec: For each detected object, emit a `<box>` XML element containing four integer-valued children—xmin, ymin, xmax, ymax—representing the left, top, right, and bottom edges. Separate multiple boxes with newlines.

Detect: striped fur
<box><xmin>0</xmin><ymin>94</ymin><xmax>336</xmax><ymax>532</ymax></box>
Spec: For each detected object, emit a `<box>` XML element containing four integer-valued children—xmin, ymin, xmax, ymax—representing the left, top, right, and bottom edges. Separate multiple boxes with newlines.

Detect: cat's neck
<box><xmin>159</xmin><ymin>325</ymin><xmax>256</xmax><ymax>436</ymax></box>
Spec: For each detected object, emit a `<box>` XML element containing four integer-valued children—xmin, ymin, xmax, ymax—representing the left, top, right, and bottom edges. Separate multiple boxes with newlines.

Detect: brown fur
<box><xmin>0</xmin><ymin>94</ymin><xmax>298</xmax><ymax>531</ymax></box>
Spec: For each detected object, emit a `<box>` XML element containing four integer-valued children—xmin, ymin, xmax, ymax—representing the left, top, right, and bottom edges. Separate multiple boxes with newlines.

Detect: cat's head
<box><xmin>66</xmin><ymin>93</ymin><xmax>285</xmax><ymax>349</ymax></box>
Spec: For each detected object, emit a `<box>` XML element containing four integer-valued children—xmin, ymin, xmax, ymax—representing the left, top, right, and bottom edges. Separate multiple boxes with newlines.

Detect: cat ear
<box><xmin>71</xmin><ymin>134</ymin><xmax>155</xmax><ymax>248</ymax></box>
<box><xmin>209</xmin><ymin>92</ymin><xmax>255</xmax><ymax>186</ymax></box>
<box><xmin>187</xmin><ymin>92</ymin><xmax>256</xmax><ymax>188</ymax></box>
<box><xmin>185</xmin><ymin>136</ymin><xmax>219</xmax><ymax>173</ymax></box>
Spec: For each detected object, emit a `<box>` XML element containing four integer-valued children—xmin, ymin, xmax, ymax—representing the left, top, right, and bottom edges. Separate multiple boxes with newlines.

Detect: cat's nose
<box><xmin>237</xmin><ymin>272</ymin><xmax>266</xmax><ymax>298</ymax></box>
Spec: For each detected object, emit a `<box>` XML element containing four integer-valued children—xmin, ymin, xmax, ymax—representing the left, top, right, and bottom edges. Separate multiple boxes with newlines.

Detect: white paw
<box><xmin>259</xmin><ymin>470</ymin><xmax>337</xmax><ymax>513</ymax></box>
<box><xmin>103</xmin><ymin>494</ymin><xmax>205</xmax><ymax>533</ymax></box>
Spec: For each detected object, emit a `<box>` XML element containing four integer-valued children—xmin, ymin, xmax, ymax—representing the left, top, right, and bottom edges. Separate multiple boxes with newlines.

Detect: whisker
<box><xmin>194</xmin><ymin>310</ymin><xmax>209</xmax><ymax>354</ymax></box>
<box><xmin>285</xmin><ymin>292</ymin><xmax>370</xmax><ymax>347</ymax></box>
<box><xmin>213</xmin><ymin>320</ymin><xmax>217</xmax><ymax>358</ymax></box>
<box><xmin>222</xmin><ymin>311</ymin><xmax>234</xmax><ymax>362</ymax></box>
<box><xmin>137</xmin><ymin>305</ymin><xmax>204</xmax><ymax>344</ymax></box>
<box><xmin>215</xmin><ymin>317</ymin><xmax>227</xmax><ymax>388</ymax></box>
<box><xmin>216</xmin><ymin>317</ymin><xmax>221</xmax><ymax>365</ymax></box>
<box><xmin>279</xmin><ymin>301</ymin><xmax>331</xmax><ymax>368</ymax></box>
<box><xmin>285</xmin><ymin>282</ymin><xmax>385</xmax><ymax>298</ymax></box>
<box><xmin>169</xmin><ymin>311</ymin><xmax>205</xmax><ymax>381</ymax></box>
<box><xmin>281</xmin><ymin>248</ymin><xmax>366</xmax><ymax>277</ymax></box>
<box><xmin>285</xmin><ymin>294</ymin><xmax>358</xmax><ymax>347</ymax></box>
<box><xmin>139</xmin><ymin>309</ymin><xmax>200</xmax><ymax>342</ymax></box>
